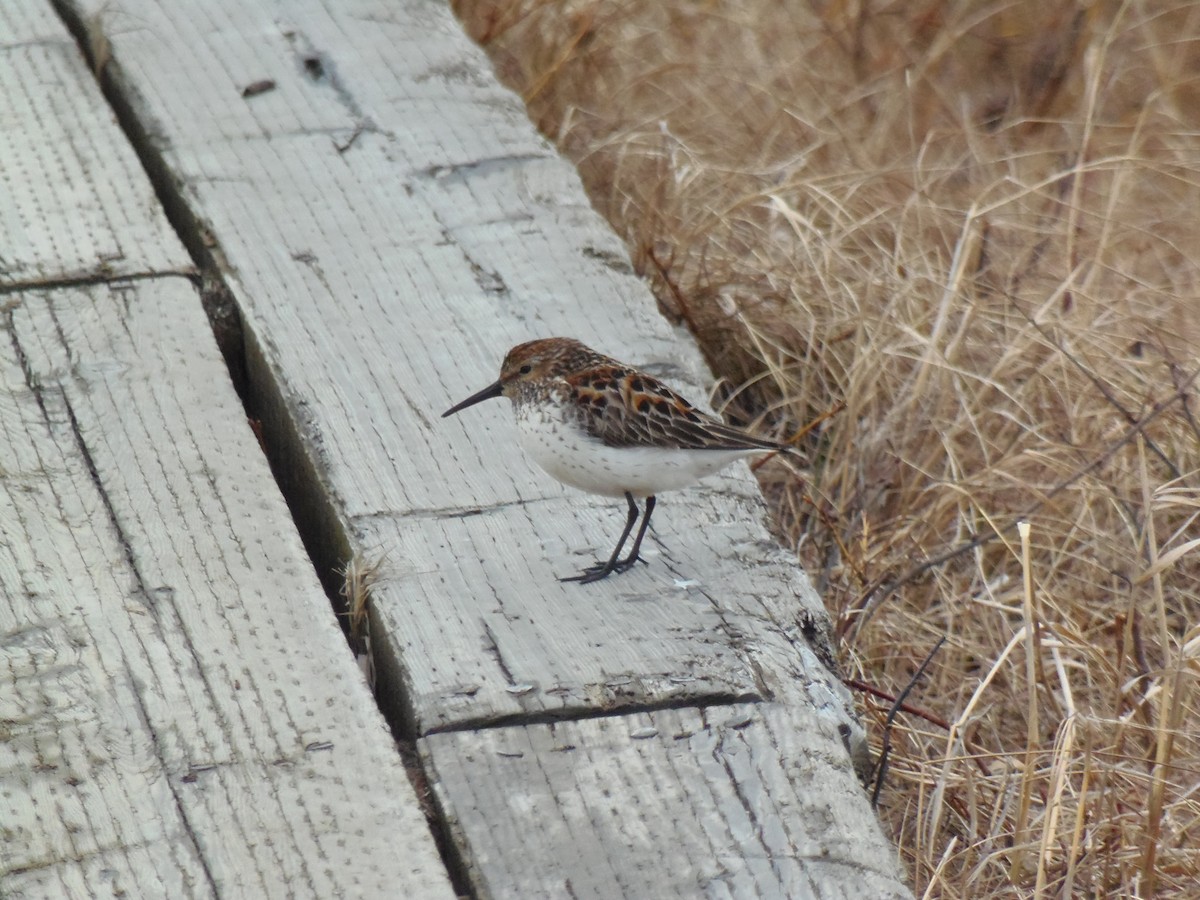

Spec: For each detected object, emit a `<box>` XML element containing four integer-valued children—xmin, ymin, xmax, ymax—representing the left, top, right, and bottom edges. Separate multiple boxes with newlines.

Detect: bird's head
<box><xmin>442</xmin><ymin>337</ymin><xmax>587</xmax><ymax>417</ymax></box>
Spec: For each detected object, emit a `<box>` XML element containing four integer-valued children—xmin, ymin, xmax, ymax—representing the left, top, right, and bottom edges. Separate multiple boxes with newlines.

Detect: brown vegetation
<box><xmin>453</xmin><ymin>1</ymin><xmax>1200</xmax><ymax>894</ymax></box>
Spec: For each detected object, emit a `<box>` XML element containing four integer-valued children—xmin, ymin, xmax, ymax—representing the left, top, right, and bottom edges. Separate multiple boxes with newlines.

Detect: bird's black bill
<box><xmin>442</xmin><ymin>380</ymin><xmax>503</xmax><ymax>418</ymax></box>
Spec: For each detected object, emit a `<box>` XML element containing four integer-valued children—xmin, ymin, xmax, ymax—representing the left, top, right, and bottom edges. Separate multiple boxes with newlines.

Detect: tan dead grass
<box><xmin>338</xmin><ymin>551</ymin><xmax>386</xmax><ymax>687</ymax></box>
<box><xmin>454</xmin><ymin>0</ymin><xmax>1200</xmax><ymax>895</ymax></box>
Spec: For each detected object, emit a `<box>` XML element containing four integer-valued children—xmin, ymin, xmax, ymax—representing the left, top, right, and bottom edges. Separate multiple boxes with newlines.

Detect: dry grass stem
<box><xmin>454</xmin><ymin>0</ymin><xmax>1200</xmax><ymax>894</ymax></box>
<box><xmin>338</xmin><ymin>552</ymin><xmax>387</xmax><ymax>687</ymax></box>
<box><xmin>1010</xmin><ymin>521</ymin><xmax>1039</xmax><ymax>881</ymax></box>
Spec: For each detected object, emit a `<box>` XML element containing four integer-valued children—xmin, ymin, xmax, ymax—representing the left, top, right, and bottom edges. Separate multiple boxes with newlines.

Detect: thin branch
<box><xmin>872</xmin><ymin>637</ymin><xmax>947</xmax><ymax>807</ymax></box>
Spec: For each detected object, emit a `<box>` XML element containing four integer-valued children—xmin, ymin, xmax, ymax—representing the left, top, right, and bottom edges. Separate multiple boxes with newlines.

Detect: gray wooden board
<box><xmin>55</xmin><ymin>0</ymin><xmax>909</xmax><ymax>893</ymax></box>
<box><xmin>55</xmin><ymin>0</ymin><xmax>854</xmax><ymax>729</ymax></box>
<box><xmin>421</xmin><ymin>704</ymin><xmax>909</xmax><ymax>899</ymax></box>
<box><xmin>0</xmin><ymin>279</ymin><xmax>455</xmax><ymax>898</ymax></box>
<box><xmin>359</xmin><ymin>489</ymin><xmax>851</xmax><ymax>735</ymax></box>
<box><xmin>0</xmin><ymin>2</ymin><xmax>188</xmax><ymax>286</ymax></box>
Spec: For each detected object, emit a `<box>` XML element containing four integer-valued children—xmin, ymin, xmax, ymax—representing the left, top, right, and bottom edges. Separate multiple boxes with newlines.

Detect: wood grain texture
<box><xmin>360</xmin><ymin>492</ymin><xmax>767</xmax><ymax>732</ymax></box>
<box><xmin>0</xmin><ymin>279</ymin><xmax>454</xmax><ymax>898</ymax></box>
<box><xmin>0</xmin><ymin>5</ymin><xmax>452</xmax><ymax>891</ymax></box>
<box><xmin>0</xmin><ymin>3</ymin><xmax>188</xmax><ymax>286</ymax></box>
<box><xmin>53</xmin><ymin>0</ymin><xmax>910</xmax><ymax>893</ymax></box>
<box><xmin>359</xmin><ymin>489</ymin><xmax>857</xmax><ymax>737</ymax></box>
<box><xmin>422</xmin><ymin>705</ymin><xmax>909</xmax><ymax>899</ymax></box>
<box><xmin>58</xmin><ymin>0</ymin><xmax>857</xmax><ymax>729</ymax></box>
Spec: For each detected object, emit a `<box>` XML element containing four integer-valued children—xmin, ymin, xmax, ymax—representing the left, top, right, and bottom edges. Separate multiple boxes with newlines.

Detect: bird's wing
<box><xmin>565</xmin><ymin>363</ymin><xmax>784</xmax><ymax>452</ymax></box>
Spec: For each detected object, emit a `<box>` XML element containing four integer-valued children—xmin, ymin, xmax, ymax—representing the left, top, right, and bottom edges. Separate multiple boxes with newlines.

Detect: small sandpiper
<box><xmin>443</xmin><ymin>337</ymin><xmax>794</xmax><ymax>584</ymax></box>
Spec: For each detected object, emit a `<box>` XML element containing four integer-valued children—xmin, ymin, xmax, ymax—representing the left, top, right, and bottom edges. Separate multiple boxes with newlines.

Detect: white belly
<box><xmin>514</xmin><ymin>406</ymin><xmax>756</xmax><ymax>498</ymax></box>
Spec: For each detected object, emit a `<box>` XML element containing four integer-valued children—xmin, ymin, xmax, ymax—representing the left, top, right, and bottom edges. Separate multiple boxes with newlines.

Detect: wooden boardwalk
<box><xmin>0</xmin><ymin>1</ymin><xmax>910</xmax><ymax>897</ymax></box>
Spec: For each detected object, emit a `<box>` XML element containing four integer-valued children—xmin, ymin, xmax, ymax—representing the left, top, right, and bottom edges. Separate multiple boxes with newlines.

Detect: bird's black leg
<box><xmin>562</xmin><ymin>492</ymin><xmax>640</xmax><ymax>584</ymax></box>
<box><xmin>612</xmin><ymin>495</ymin><xmax>655</xmax><ymax>573</ymax></box>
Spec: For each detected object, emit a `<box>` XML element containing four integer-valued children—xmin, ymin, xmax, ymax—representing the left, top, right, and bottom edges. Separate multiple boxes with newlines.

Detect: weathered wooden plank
<box><xmin>53</xmin><ymin>0</ymin><xmax>909</xmax><ymax>893</ymax></box>
<box><xmin>422</xmin><ymin>705</ymin><xmax>908</xmax><ymax>899</ymax></box>
<box><xmin>55</xmin><ymin>0</ymin><xmax>848</xmax><ymax>728</ymax></box>
<box><xmin>361</xmin><ymin>487</ymin><xmax>842</xmax><ymax>733</ymax></box>
<box><xmin>361</xmin><ymin>498</ymin><xmax>760</xmax><ymax>731</ymax></box>
<box><xmin>0</xmin><ymin>278</ymin><xmax>455</xmax><ymax>898</ymax></box>
<box><xmin>1</xmin><ymin>1</ymin><xmax>453</xmax><ymax>893</ymax></box>
<box><xmin>0</xmin><ymin>3</ymin><xmax>188</xmax><ymax>285</ymax></box>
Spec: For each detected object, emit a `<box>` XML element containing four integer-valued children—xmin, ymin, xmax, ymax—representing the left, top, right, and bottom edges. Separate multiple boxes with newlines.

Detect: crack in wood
<box><xmin>282</xmin><ymin>27</ymin><xmax>387</xmax><ymax>153</ymax></box>
<box><xmin>57</xmin><ymin>380</ymin><xmax>160</xmax><ymax>620</ymax></box>
<box><xmin>397</xmin><ymin>385</ymin><xmax>435</xmax><ymax>432</ymax></box>
<box><xmin>711</xmin><ymin>728</ymin><xmax>775</xmax><ymax>870</ymax></box>
<box><xmin>420</xmin><ymin>690</ymin><xmax>764</xmax><ymax>737</ymax></box>
<box><xmin>659</xmin><ymin>549</ymin><xmax>781</xmax><ymax>703</ymax></box>
<box><xmin>4</xmin><ymin>303</ymin><xmax>148</xmax><ymax>629</ymax></box>
<box><xmin>126</xmin><ymin>676</ymin><xmax>220</xmax><ymax>897</ymax></box>
<box><xmin>3</xmin><ymin>303</ymin><xmax>43</xmax><ymax>414</ymax></box>
<box><xmin>348</xmin><ymin>496</ymin><xmax>551</xmax><ymax>525</ymax></box>
<box><xmin>418</xmin><ymin>153</ymin><xmax>547</xmax><ymax>184</ymax></box>
<box><xmin>431</xmin><ymin>224</ymin><xmax>514</xmax><ymax>298</ymax></box>
<box><xmin>479</xmin><ymin>617</ymin><xmax>516</xmax><ymax>686</ymax></box>
<box><xmin>0</xmin><ymin>268</ymin><xmax>197</xmax><ymax>297</ymax></box>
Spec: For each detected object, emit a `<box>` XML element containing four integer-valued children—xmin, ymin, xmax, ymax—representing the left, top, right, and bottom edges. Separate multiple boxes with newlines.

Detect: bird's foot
<box><xmin>560</xmin><ymin>554</ymin><xmax>646</xmax><ymax>585</ymax></box>
<box><xmin>612</xmin><ymin>554</ymin><xmax>646</xmax><ymax>574</ymax></box>
<box><xmin>560</xmin><ymin>567</ymin><xmax>612</xmax><ymax>585</ymax></box>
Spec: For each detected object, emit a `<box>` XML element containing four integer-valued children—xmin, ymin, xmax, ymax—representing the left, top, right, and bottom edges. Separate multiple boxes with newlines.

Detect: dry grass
<box><xmin>453</xmin><ymin>0</ymin><xmax>1200</xmax><ymax>895</ymax></box>
<box><xmin>338</xmin><ymin>551</ymin><xmax>386</xmax><ymax>687</ymax></box>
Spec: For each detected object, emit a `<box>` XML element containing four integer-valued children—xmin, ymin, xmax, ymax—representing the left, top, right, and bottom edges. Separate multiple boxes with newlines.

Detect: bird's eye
<box><xmin>519</xmin><ymin>364</ymin><xmax>533</xmax><ymax>375</ymax></box>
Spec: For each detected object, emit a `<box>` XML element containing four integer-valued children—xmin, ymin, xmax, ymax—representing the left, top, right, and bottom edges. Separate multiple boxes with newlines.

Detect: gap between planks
<box><xmin>41</xmin><ymin>0</ymin><xmax>857</xmax><ymax>755</ymax></box>
<box><xmin>33</xmin><ymin>2</ymin><xmax>901</xmax><ymax>895</ymax></box>
<box><xmin>33</xmin><ymin>4</ymin><xmax>476</xmax><ymax>893</ymax></box>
